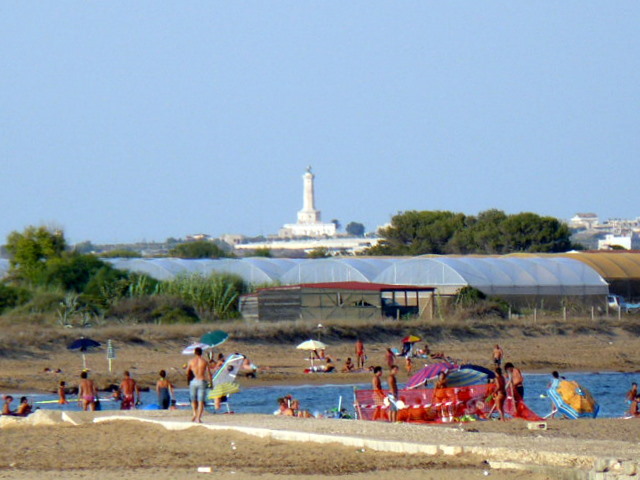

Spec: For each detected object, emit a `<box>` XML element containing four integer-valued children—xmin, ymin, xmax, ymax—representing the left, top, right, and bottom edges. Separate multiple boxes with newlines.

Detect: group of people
<box><xmin>71</xmin><ymin>368</ymin><xmax>175</xmax><ymax>412</ymax></box>
<box><xmin>366</xmin><ymin>343</ymin><xmax>526</xmax><ymax>423</ymax></box>
<box><xmin>275</xmin><ymin>394</ymin><xmax>312</xmax><ymax>418</ymax></box>
<box><xmin>2</xmin><ymin>395</ymin><xmax>33</xmax><ymax>417</ymax></box>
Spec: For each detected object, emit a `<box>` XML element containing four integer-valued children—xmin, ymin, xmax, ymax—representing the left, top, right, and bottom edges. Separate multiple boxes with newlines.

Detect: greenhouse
<box><xmin>374</xmin><ymin>255</ymin><xmax>609</xmax><ymax>307</ymax></box>
<box><xmin>99</xmin><ymin>254</ymin><xmax>616</xmax><ymax>307</ymax></box>
<box><xmin>553</xmin><ymin>252</ymin><xmax>640</xmax><ymax>302</ymax></box>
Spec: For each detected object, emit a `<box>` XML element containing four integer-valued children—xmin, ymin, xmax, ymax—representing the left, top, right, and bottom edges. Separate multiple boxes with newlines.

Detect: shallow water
<box><xmin>20</xmin><ymin>372</ymin><xmax>639</xmax><ymax>419</ymax></box>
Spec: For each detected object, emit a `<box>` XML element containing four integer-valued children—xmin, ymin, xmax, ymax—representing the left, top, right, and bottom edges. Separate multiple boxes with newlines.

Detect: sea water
<box><xmin>20</xmin><ymin>372</ymin><xmax>640</xmax><ymax>418</ymax></box>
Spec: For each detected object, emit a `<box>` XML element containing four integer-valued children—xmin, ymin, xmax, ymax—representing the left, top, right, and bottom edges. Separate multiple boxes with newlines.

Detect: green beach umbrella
<box><xmin>200</xmin><ymin>330</ymin><xmax>229</xmax><ymax>348</ymax></box>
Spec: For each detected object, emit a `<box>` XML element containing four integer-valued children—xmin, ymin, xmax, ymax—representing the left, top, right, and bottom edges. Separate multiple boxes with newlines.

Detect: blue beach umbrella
<box><xmin>547</xmin><ymin>379</ymin><xmax>599</xmax><ymax>419</ymax></box>
<box><xmin>446</xmin><ymin>368</ymin><xmax>492</xmax><ymax>387</ymax></box>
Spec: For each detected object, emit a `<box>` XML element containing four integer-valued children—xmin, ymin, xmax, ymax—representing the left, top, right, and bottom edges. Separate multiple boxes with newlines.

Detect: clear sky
<box><xmin>1</xmin><ymin>2</ymin><xmax>638</xmax><ymax>245</ymax></box>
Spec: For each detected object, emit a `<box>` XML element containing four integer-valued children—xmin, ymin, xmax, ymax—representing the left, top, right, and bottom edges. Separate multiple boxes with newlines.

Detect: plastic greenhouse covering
<box><xmin>102</xmin><ymin>255</ymin><xmax>610</xmax><ymax>298</ymax></box>
<box><xmin>374</xmin><ymin>256</ymin><xmax>608</xmax><ymax>296</ymax></box>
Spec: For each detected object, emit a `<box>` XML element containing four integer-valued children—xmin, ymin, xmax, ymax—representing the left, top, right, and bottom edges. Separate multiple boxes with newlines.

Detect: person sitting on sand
<box><xmin>16</xmin><ymin>397</ymin><xmax>32</xmax><ymax>417</ymax></box>
<box><xmin>211</xmin><ymin>353</ymin><xmax>225</xmax><ymax>374</ymax></box>
<box><xmin>2</xmin><ymin>395</ymin><xmax>15</xmax><ymax>416</ymax></box>
<box><xmin>241</xmin><ymin>357</ymin><xmax>258</xmax><ymax>378</ymax></box>
<box><xmin>58</xmin><ymin>381</ymin><xmax>68</xmax><ymax>405</ymax></box>
<box><xmin>341</xmin><ymin>357</ymin><xmax>355</xmax><ymax>373</ymax></box>
<box><xmin>78</xmin><ymin>371</ymin><xmax>98</xmax><ymax>412</ymax></box>
<box><xmin>324</xmin><ymin>358</ymin><xmax>335</xmax><ymax>373</ymax></box>
<box><xmin>275</xmin><ymin>397</ymin><xmax>294</xmax><ymax>416</ymax></box>
<box><xmin>290</xmin><ymin>399</ymin><xmax>313</xmax><ymax>418</ymax></box>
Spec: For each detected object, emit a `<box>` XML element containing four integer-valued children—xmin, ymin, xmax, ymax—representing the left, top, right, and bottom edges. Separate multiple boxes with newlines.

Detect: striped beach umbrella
<box><xmin>406</xmin><ymin>362</ymin><xmax>457</xmax><ymax>389</ymax></box>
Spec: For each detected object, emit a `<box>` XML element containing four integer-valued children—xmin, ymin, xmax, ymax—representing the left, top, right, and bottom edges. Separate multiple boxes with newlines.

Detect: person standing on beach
<box><xmin>120</xmin><ymin>371</ymin><xmax>139</xmax><ymax>410</ymax></box>
<box><xmin>493</xmin><ymin>344</ymin><xmax>504</xmax><ymax>368</ymax></box>
<box><xmin>58</xmin><ymin>381</ymin><xmax>68</xmax><ymax>405</ymax></box>
<box><xmin>504</xmin><ymin>362</ymin><xmax>524</xmax><ymax>401</ymax></box>
<box><xmin>78</xmin><ymin>371</ymin><xmax>97</xmax><ymax>411</ymax></box>
<box><xmin>187</xmin><ymin>347</ymin><xmax>212</xmax><ymax>423</ymax></box>
<box><xmin>493</xmin><ymin>367</ymin><xmax>506</xmax><ymax>421</ymax></box>
<box><xmin>387</xmin><ymin>365</ymin><xmax>399</xmax><ymax>423</ymax></box>
<box><xmin>156</xmin><ymin>370</ymin><xmax>175</xmax><ymax>410</ymax></box>
<box><xmin>371</xmin><ymin>366</ymin><xmax>385</xmax><ymax>421</ymax></box>
<box><xmin>355</xmin><ymin>339</ymin><xmax>366</xmax><ymax>369</ymax></box>
<box><xmin>385</xmin><ymin>348</ymin><xmax>396</xmax><ymax>369</ymax></box>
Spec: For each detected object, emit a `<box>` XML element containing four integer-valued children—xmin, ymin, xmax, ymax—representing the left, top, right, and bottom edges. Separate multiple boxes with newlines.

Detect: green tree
<box><xmin>372</xmin><ymin>211</ymin><xmax>467</xmax><ymax>255</ymax></box>
<box><xmin>253</xmin><ymin>247</ymin><xmax>272</xmax><ymax>257</ymax></box>
<box><xmin>5</xmin><ymin>226</ymin><xmax>67</xmax><ymax>284</ymax></box>
<box><xmin>100</xmin><ymin>249</ymin><xmax>141</xmax><ymax>258</ymax></box>
<box><xmin>345</xmin><ymin>221</ymin><xmax>365</xmax><ymax>237</ymax></box>
<box><xmin>43</xmin><ymin>252</ymin><xmax>110</xmax><ymax>292</ymax></box>
<box><xmin>169</xmin><ymin>241</ymin><xmax>229</xmax><ymax>259</ymax></box>
<box><xmin>367</xmin><ymin>209</ymin><xmax>574</xmax><ymax>255</ymax></box>
<box><xmin>331</xmin><ymin>219</ymin><xmax>341</xmax><ymax>231</ymax></box>
<box><xmin>499</xmin><ymin>213</ymin><xmax>572</xmax><ymax>253</ymax></box>
<box><xmin>307</xmin><ymin>247</ymin><xmax>331</xmax><ymax>258</ymax></box>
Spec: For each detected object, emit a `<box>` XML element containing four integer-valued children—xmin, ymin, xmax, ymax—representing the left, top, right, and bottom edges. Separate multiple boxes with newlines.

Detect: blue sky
<box><xmin>1</xmin><ymin>2</ymin><xmax>638</xmax><ymax>244</ymax></box>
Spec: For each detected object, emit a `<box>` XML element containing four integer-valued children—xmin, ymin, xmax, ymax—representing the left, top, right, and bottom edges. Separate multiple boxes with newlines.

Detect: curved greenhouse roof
<box><xmin>554</xmin><ymin>252</ymin><xmax>640</xmax><ymax>280</ymax></box>
<box><xmin>103</xmin><ymin>255</ymin><xmax>611</xmax><ymax>299</ymax></box>
<box><xmin>280</xmin><ymin>258</ymin><xmax>395</xmax><ymax>285</ymax></box>
<box><xmin>374</xmin><ymin>256</ymin><xmax>608</xmax><ymax>296</ymax></box>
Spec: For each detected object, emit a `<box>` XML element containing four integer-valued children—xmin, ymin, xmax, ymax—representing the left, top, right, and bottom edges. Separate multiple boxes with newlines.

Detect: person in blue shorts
<box><xmin>187</xmin><ymin>347</ymin><xmax>212</xmax><ymax>423</ymax></box>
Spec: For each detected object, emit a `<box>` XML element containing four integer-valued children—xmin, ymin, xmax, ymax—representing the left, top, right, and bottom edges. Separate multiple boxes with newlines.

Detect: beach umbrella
<box><xmin>67</xmin><ymin>337</ymin><xmax>101</xmax><ymax>369</ymax></box>
<box><xmin>401</xmin><ymin>335</ymin><xmax>421</xmax><ymax>344</ymax></box>
<box><xmin>200</xmin><ymin>330</ymin><xmax>229</xmax><ymax>348</ymax></box>
<box><xmin>547</xmin><ymin>379</ymin><xmax>599</xmax><ymax>419</ymax></box>
<box><xmin>459</xmin><ymin>364</ymin><xmax>496</xmax><ymax>378</ymax></box>
<box><xmin>296</xmin><ymin>339</ymin><xmax>328</xmax><ymax>367</ymax></box>
<box><xmin>296</xmin><ymin>339</ymin><xmax>327</xmax><ymax>351</ymax></box>
<box><xmin>406</xmin><ymin>362</ymin><xmax>457</xmax><ymax>389</ymax></box>
<box><xmin>181</xmin><ymin>342</ymin><xmax>210</xmax><ymax>355</ymax></box>
<box><xmin>446</xmin><ymin>368</ymin><xmax>492</xmax><ymax>387</ymax></box>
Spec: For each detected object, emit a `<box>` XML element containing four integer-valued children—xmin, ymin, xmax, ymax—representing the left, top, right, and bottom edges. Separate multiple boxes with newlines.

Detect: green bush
<box><xmin>0</xmin><ymin>283</ymin><xmax>31</xmax><ymax>313</ymax></box>
<box><xmin>105</xmin><ymin>295</ymin><xmax>199</xmax><ymax>324</ymax></box>
<box><xmin>159</xmin><ymin>273</ymin><xmax>246</xmax><ymax>321</ymax></box>
<box><xmin>10</xmin><ymin>290</ymin><xmax>65</xmax><ymax>315</ymax></box>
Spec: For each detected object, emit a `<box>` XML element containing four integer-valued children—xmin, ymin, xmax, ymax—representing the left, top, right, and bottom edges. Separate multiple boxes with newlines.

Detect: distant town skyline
<box><xmin>2</xmin><ymin>2</ymin><xmax>638</xmax><ymax>245</ymax></box>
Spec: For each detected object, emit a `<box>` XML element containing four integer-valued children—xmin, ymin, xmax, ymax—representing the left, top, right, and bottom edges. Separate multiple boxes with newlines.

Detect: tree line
<box><xmin>367</xmin><ymin>209</ymin><xmax>578</xmax><ymax>256</ymax></box>
<box><xmin>0</xmin><ymin>226</ymin><xmax>246</xmax><ymax>325</ymax></box>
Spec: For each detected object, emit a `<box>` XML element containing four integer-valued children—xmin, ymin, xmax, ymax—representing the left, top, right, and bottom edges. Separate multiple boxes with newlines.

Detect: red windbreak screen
<box><xmin>355</xmin><ymin>384</ymin><xmax>542</xmax><ymax>422</ymax></box>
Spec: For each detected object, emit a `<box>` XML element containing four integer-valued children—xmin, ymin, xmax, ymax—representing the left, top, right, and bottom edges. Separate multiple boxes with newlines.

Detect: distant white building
<box><xmin>279</xmin><ymin>167</ymin><xmax>337</xmax><ymax>238</ymax></box>
<box><xmin>569</xmin><ymin>213</ymin><xmax>599</xmax><ymax>230</ymax></box>
<box><xmin>598</xmin><ymin>232</ymin><xmax>640</xmax><ymax>250</ymax></box>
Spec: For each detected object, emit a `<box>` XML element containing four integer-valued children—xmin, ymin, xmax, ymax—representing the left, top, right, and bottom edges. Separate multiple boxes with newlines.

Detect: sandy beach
<box><xmin>2</xmin><ymin>322</ymin><xmax>640</xmax><ymax>479</ymax></box>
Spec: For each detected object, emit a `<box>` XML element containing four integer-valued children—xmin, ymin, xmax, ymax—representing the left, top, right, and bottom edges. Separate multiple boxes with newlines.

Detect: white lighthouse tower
<box><xmin>279</xmin><ymin>167</ymin><xmax>336</xmax><ymax>238</ymax></box>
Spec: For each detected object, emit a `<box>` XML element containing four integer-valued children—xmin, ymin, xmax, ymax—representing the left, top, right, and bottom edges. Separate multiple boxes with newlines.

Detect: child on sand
<box><xmin>58</xmin><ymin>381</ymin><xmax>68</xmax><ymax>405</ymax></box>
